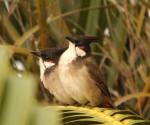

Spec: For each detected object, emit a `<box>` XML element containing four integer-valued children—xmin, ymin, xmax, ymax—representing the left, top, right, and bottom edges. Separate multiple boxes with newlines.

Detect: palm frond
<box><xmin>51</xmin><ymin>106</ymin><xmax>150</xmax><ymax>125</ymax></box>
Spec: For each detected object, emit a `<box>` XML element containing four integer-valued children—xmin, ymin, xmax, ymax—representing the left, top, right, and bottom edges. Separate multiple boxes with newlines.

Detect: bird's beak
<box><xmin>30</xmin><ymin>51</ymin><xmax>42</xmax><ymax>57</ymax></box>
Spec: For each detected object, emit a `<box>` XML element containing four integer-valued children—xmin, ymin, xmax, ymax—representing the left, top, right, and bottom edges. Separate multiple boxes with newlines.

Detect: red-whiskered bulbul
<box><xmin>58</xmin><ymin>36</ymin><xmax>114</xmax><ymax>108</ymax></box>
<box><xmin>31</xmin><ymin>48</ymin><xmax>76</xmax><ymax>105</ymax></box>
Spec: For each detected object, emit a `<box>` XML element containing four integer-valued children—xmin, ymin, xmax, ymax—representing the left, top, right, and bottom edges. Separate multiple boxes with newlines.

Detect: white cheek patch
<box><xmin>39</xmin><ymin>59</ymin><xmax>55</xmax><ymax>82</ymax></box>
<box><xmin>76</xmin><ymin>47</ymin><xmax>86</xmax><ymax>57</ymax></box>
<box><xmin>44</xmin><ymin>61</ymin><xmax>55</xmax><ymax>68</ymax></box>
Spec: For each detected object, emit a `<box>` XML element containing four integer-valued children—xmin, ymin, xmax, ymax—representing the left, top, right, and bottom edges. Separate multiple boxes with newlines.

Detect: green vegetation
<box><xmin>0</xmin><ymin>0</ymin><xmax>150</xmax><ymax>124</ymax></box>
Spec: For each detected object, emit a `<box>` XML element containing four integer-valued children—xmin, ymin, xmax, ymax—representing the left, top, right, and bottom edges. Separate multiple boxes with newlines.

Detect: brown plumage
<box><xmin>84</xmin><ymin>58</ymin><xmax>114</xmax><ymax>108</ymax></box>
<box><xmin>31</xmin><ymin>47</ymin><xmax>75</xmax><ymax>105</ymax></box>
<box><xmin>43</xmin><ymin>65</ymin><xmax>76</xmax><ymax>105</ymax></box>
<box><xmin>58</xmin><ymin>36</ymin><xmax>114</xmax><ymax>108</ymax></box>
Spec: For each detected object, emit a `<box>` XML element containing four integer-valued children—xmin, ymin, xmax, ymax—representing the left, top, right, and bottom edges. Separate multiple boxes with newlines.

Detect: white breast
<box><xmin>43</xmin><ymin>68</ymin><xmax>75</xmax><ymax>105</ymax></box>
<box><xmin>59</xmin><ymin>43</ymin><xmax>77</xmax><ymax>66</ymax></box>
<box><xmin>58</xmin><ymin>43</ymin><xmax>88</xmax><ymax>104</ymax></box>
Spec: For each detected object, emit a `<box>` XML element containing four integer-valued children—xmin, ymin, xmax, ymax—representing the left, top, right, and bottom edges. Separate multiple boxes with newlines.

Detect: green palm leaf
<box><xmin>49</xmin><ymin>106</ymin><xmax>150</xmax><ymax>125</ymax></box>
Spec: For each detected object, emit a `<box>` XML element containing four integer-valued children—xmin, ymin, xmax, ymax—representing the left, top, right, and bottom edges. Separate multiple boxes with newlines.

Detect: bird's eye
<box><xmin>42</xmin><ymin>54</ymin><xmax>50</xmax><ymax>60</ymax></box>
<box><xmin>75</xmin><ymin>40</ymin><xmax>81</xmax><ymax>46</ymax></box>
<box><xmin>45</xmin><ymin>56</ymin><xmax>49</xmax><ymax>60</ymax></box>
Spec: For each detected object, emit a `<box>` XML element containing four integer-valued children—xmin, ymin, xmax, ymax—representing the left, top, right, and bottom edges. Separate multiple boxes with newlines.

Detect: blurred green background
<box><xmin>0</xmin><ymin>0</ymin><xmax>150</xmax><ymax>124</ymax></box>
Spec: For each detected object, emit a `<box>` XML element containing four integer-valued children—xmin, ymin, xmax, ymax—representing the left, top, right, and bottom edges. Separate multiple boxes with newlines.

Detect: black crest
<box><xmin>31</xmin><ymin>47</ymin><xmax>67</xmax><ymax>62</ymax></box>
<box><xmin>65</xmin><ymin>35</ymin><xmax>99</xmax><ymax>46</ymax></box>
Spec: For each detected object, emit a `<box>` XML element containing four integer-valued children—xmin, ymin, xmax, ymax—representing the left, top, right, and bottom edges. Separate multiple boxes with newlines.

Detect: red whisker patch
<box><xmin>79</xmin><ymin>46</ymin><xmax>85</xmax><ymax>50</ymax></box>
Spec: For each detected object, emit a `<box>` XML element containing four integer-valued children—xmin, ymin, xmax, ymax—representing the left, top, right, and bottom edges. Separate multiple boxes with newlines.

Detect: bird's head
<box><xmin>31</xmin><ymin>47</ymin><xmax>66</xmax><ymax>81</ymax></box>
<box><xmin>65</xmin><ymin>36</ymin><xmax>98</xmax><ymax>57</ymax></box>
<box><xmin>31</xmin><ymin>47</ymin><xmax>67</xmax><ymax>69</ymax></box>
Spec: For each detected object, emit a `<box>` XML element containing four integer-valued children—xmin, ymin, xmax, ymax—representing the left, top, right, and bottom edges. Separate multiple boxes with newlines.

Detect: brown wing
<box><xmin>85</xmin><ymin>58</ymin><xmax>114</xmax><ymax>108</ymax></box>
<box><xmin>85</xmin><ymin>58</ymin><xmax>110</xmax><ymax>96</ymax></box>
<box><xmin>38</xmin><ymin>81</ymin><xmax>54</xmax><ymax>102</ymax></box>
<box><xmin>74</xmin><ymin>57</ymin><xmax>111</xmax><ymax>98</ymax></box>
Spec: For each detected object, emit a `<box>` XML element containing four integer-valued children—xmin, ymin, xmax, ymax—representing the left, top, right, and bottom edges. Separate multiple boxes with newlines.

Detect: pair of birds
<box><xmin>31</xmin><ymin>36</ymin><xmax>114</xmax><ymax>108</ymax></box>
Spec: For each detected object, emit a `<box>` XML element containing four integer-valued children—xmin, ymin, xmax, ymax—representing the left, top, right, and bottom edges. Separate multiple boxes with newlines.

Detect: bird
<box><xmin>31</xmin><ymin>47</ymin><xmax>76</xmax><ymax>105</ymax></box>
<box><xmin>58</xmin><ymin>36</ymin><xmax>114</xmax><ymax>108</ymax></box>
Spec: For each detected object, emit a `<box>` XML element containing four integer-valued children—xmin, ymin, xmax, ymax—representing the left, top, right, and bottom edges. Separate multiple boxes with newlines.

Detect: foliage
<box><xmin>54</xmin><ymin>106</ymin><xmax>150</xmax><ymax>125</ymax></box>
<box><xmin>0</xmin><ymin>0</ymin><xmax>150</xmax><ymax>124</ymax></box>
